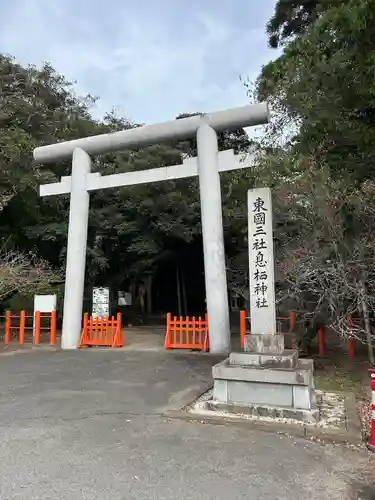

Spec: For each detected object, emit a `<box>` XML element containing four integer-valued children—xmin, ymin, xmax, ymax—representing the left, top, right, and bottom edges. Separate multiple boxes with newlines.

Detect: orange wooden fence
<box><xmin>346</xmin><ymin>315</ymin><xmax>375</xmax><ymax>359</ymax></box>
<box><xmin>239</xmin><ymin>310</ymin><xmax>330</xmax><ymax>355</ymax></box>
<box><xmin>79</xmin><ymin>313</ymin><xmax>123</xmax><ymax>348</ymax></box>
<box><xmin>239</xmin><ymin>310</ymin><xmax>374</xmax><ymax>358</ymax></box>
<box><xmin>2</xmin><ymin>311</ymin><xmax>57</xmax><ymax>345</ymax></box>
<box><xmin>164</xmin><ymin>313</ymin><xmax>209</xmax><ymax>351</ymax></box>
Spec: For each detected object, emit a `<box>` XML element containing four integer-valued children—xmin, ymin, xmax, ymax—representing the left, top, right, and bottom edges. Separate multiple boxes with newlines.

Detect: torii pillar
<box><xmin>33</xmin><ymin>103</ymin><xmax>269</xmax><ymax>353</ymax></box>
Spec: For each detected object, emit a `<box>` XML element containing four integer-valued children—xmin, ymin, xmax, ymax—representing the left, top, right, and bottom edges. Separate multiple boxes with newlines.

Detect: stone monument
<box><xmin>211</xmin><ymin>187</ymin><xmax>318</xmax><ymax>422</ymax></box>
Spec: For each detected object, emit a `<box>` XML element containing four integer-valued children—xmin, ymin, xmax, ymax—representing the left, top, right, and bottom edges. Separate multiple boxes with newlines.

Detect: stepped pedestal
<box><xmin>211</xmin><ymin>334</ymin><xmax>319</xmax><ymax>423</ymax></box>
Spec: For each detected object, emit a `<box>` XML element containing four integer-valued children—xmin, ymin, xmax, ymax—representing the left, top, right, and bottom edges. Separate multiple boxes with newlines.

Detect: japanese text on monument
<box><xmin>253</xmin><ymin>196</ymin><xmax>268</xmax><ymax>308</ymax></box>
<box><xmin>248</xmin><ymin>187</ymin><xmax>276</xmax><ymax>335</ymax></box>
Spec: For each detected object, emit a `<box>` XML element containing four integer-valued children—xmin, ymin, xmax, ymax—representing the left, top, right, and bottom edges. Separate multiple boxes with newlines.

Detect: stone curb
<box><xmin>163</xmin><ymin>383</ymin><xmax>214</xmax><ymax>413</ymax></box>
<box><xmin>163</xmin><ymin>409</ymin><xmax>308</xmax><ymax>438</ymax></box>
<box><xmin>163</xmin><ymin>389</ymin><xmax>364</xmax><ymax>446</ymax></box>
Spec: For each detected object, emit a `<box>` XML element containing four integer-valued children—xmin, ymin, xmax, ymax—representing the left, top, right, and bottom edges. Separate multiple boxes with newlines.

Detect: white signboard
<box><xmin>248</xmin><ymin>187</ymin><xmax>276</xmax><ymax>335</ymax></box>
<box><xmin>33</xmin><ymin>294</ymin><xmax>57</xmax><ymax>338</ymax></box>
<box><xmin>118</xmin><ymin>291</ymin><xmax>132</xmax><ymax>306</ymax></box>
<box><xmin>34</xmin><ymin>294</ymin><xmax>57</xmax><ymax>313</ymax></box>
<box><xmin>92</xmin><ymin>287</ymin><xmax>110</xmax><ymax>319</ymax></box>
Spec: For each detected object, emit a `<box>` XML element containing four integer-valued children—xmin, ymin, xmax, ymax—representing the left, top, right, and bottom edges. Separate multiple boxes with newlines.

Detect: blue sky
<box><xmin>0</xmin><ymin>0</ymin><xmax>277</xmax><ymax>125</ymax></box>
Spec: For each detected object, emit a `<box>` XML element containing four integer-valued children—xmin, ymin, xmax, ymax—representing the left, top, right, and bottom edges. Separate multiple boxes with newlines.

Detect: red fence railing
<box><xmin>240</xmin><ymin>311</ymin><xmax>374</xmax><ymax>359</ymax></box>
<box><xmin>79</xmin><ymin>313</ymin><xmax>123</xmax><ymax>348</ymax></box>
<box><xmin>1</xmin><ymin>311</ymin><xmax>57</xmax><ymax>345</ymax></box>
<box><xmin>164</xmin><ymin>313</ymin><xmax>209</xmax><ymax>351</ymax></box>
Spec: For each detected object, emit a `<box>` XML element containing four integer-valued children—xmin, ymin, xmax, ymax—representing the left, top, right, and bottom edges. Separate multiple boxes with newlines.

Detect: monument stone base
<box><xmin>212</xmin><ymin>334</ymin><xmax>319</xmax><ymax>423</ymax></box>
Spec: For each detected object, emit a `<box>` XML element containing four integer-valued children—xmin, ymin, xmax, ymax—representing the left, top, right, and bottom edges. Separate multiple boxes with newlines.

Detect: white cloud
<box><xmin>0</xmin><ymin>0</ymin><xmax>276</xmax><ymax>123</ymax></box>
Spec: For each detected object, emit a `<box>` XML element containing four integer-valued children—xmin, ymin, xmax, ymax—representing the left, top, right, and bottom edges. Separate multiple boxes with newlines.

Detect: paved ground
<box><xmin>0</xmin><ymin>349</ymin><xmax>373</xmax><ymax>499</ymax></box>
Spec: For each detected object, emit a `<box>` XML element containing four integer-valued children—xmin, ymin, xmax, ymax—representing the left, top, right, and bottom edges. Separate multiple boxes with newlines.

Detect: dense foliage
<box><xmin>0</xmin><ymin>54</ymin><xmax>252</xmax><ymax>315</ymax></box>
<box><xmin>247</xmin><ymin>0</ymin><xmax>375</xmax><ymax>359</ymax></box>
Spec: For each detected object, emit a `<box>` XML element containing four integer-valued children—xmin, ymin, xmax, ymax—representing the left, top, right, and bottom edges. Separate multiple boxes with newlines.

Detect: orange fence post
<box><xmin>240</xmin><ymin>310</ymin><xmax>246</xmax><ymax>348</ymax></box>
<box><xmin>34</xmin><ymin>311</ymin><xmax>41</xmax><ymax>345</ymax></box>
<box><xmin>19</xmin><ymin>310</ymin><xmax>26</xmax><ymax>345</ymax></box>
<box><xmin>348</xmin><ymin>336</ymin><xmax>355</xmax><ymax>359</ymax></box>
<box><xmin>203</xmin><ymin>313</ymin><xmax>209</xmax><ymax>352</ymax></box>
<box><xmin>164</xmin><ymin>313</ymin><xmax>171</xmax><ymax>349</ymax></box>
<box><xmin>105</xmin><ymin>316</ymin><xmax>109</xmax><ymax>344</ymax></box>
<box><xmin>197</xmin><ymin>317</ymin><xmax>201</xmax><ymax>347</ymax></box>
<box><xmin>79</xmin><ymin>313</ymin><xmax>89</xmax><ymax>347</ymax></box>
<box><xmin>318</xmin><ymin>327</ymin><xmax>326</xmax><ymax>356</ymax></box>
<box><xmin>119</xmin><ymin>312</ymin><xmax>123</xmax><ymax>346</ymax></box>
<box><xmin>289</xmin><ymin>311</ymin><xmax>296</xmax><ymax>331</ymax></box>
<box><xmin>173</xmin><ymin>316</ymin><xmax>177</xmax><ymax>347</ymax></box>
<box><xmin>192</xmin><ymin>316</ymin><xmax>197</xmax><ymax>346</ymax></box>
<box><xmin>187</xmin><ymin>316</ymin><xmax>190</xmax><ymax>347</ymax></box>
<box><xmin>4</xmin><ymin>310</ymin><xmax>11</xmax><ymax>344</ymax></box>
<box><xmin>179</xmin><ymin>316</ymin><xmax>183</xmax><ymax>347</ymax></box>
<box><xmin>112</xmin><ymin>312</ymin><xmax>123</xmax><ymax>347</ymax></box>
<box><xmin>50</xmin><ymin>311</ymin><xmax>57</xmax><ymax>345</ymax></box>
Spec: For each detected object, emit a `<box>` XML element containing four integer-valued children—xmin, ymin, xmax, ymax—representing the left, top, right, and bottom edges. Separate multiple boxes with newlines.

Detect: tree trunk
<box><xmin>176</xmin><ymin>267</ymin><xmax>182</xmax><ymax>316</ymax></box>
<box><xmin>181</xmin><ymin>270</ymin><xmax>188</xmax><ymax>316</ymax></box>
<box><xmin>360</xmin><ymin>279</ymin><xmax>374</xmax><ymax>364</ymax></box>
<box><xmin>146</xmin><ymin>275</ymin><xmax>152</xmax><ymax>314</ymax></box>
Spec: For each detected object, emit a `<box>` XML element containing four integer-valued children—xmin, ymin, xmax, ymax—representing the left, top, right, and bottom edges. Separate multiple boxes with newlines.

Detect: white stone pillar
<box><xmin>197</xmin><ymin>124</ymin><xmax>230</xmax><ymax>354</ymax></box>
<box><xmin>248</xmin><ymin>187</ymin><xmax>276</xmax><ymax>335</ymax></box>
<box><xmin>61</xmin><ymin>148</ymin><xmax>91</xmax><ymax>349</ymax></box>
<box><xmin>247</xmin><ymin>187</ymin><xmax>280</xmax><ymax>353</ymax></box>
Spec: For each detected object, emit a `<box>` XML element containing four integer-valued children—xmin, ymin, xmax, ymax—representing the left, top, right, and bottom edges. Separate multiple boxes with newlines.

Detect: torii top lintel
<box><xmin>33</xmin><ymin>102</ymin><xmax>269</xmax><ymax>164</ymax></box>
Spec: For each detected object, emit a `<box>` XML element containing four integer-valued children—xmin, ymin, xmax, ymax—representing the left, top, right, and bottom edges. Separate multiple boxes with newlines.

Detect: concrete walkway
<box><xmin>0</xmin><ymin>350</ymin><xmax>372</xmax><ymax>499</ymax></box>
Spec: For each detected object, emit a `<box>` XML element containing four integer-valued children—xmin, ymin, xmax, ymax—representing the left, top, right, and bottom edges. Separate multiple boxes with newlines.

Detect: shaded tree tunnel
<box><xmin>151</xmin><ymin>236</ymin><xmax>206</xmax><ymax>317</ymax></box>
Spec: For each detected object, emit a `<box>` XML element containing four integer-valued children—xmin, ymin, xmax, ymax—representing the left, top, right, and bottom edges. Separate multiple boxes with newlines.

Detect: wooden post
<box><xmin>50</xmin><ymin>311</ymin><xmax>57</xmax><ymax>345</ymax></box>
<box><xmin>318</xmin><ymin>327</ymin><xmax>326</xmax><ymax>356</ymax></box>
<box><xmin>289</xmin><ymin>311</ymin><xmax>296</xmax><ymax>331</ymax></box>
<box><xmin>348</xmin><ymin>336</ymin><xmax>355</xmax><ymax>359</ymax></box>
<box><xmin>4</xmin><ymin>311</ymin><xmax>11</xmax><ymax>344</ymax></box>
<box><xmin>34</xmin><ymin>311</ymin><xmax>41</xmax><ymax>345</ymax></box>
<box><xmin>204</xmin><ymin>313</ymin><xmax>209</xmax><ymax>351</ymax></box>
<box><xmin>239</xmin><ymin>310</ymin><xmax>246</xmax><ymax>348</ymax></box>
<box><xmin>164</xmin><ymin>313</ymin><xmax>171</xmax><ymax>349</ymax></box>
<box><xmin>117</xmin><ymin>312</ymin><xmax>122</xmax><ymax>345</ymax></box>
<box><xmin>19</xmin><ymin>311</ymin><xmax>26</xmax><ymax>345</ymax></box>
<box><xmin>80</xmin><ymin>312</ymin><xmax>89</xmax><ymax>347</ymax></box>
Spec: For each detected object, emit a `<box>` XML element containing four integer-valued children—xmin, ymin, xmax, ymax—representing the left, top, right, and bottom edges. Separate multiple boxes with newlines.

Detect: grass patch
<box><xmin>313</xmin><ymin>355</ymin><xmax>370</xmax><ymax>397</ymax></box>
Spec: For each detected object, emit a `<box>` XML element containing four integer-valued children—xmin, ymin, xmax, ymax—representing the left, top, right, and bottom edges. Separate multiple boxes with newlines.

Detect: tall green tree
<box><xmin>244</xmin><ymin>0</ymin><xmax>375</xmax><ymax>359</ymax></box>
<box><xmin>0</xmin><ymin>50</ymin><xmax>262</xmax><ymax>320</ymax></box>
<box><xmin>267</xmin><ymin>0</ymin><xmax>335</xmax><ymax>48</ymax></box>
<box><xmin>258</xmin><ymin>0</ymin><xmax>375</xmax><ymax>182</ymax></box>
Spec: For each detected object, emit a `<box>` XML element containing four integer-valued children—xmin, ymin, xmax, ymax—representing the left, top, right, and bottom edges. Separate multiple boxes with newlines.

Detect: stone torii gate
<box><xmin>33</xmin><ymin>103</ymin><xmax>269</xmax><ymax>353</ymax></box>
